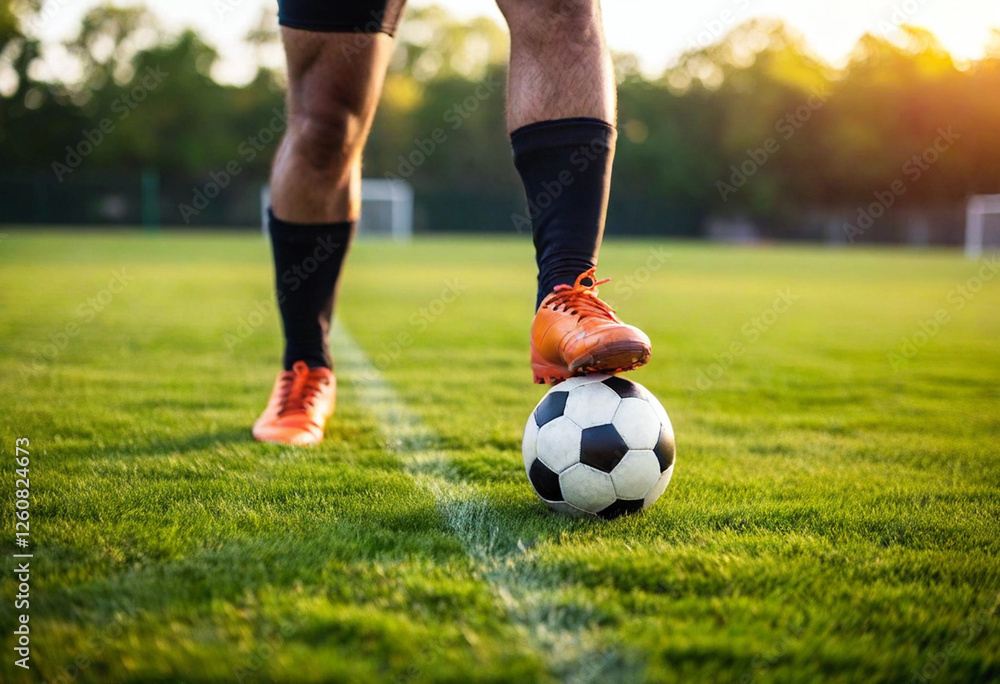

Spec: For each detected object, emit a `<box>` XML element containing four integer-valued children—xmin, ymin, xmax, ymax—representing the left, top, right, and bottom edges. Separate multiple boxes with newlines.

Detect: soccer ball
<box><xmin>522</xmin><ymin>374</ymin><xmax>675</xmax><ymax>520</ymax></box>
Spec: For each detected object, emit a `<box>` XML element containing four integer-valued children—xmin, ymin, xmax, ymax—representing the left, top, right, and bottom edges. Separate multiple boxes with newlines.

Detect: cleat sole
<box><xmin>531</xmin><ymin>342</ymin><xmax>651</xmax><ymax>385</ymax></box>
<box><xmin>569</xmin><ymin>341</ymin><xmax>651</xmax><ymax>376</ymax></box>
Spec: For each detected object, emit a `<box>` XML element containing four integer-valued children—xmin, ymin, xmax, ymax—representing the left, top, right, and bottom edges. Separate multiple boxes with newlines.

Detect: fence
<box><xmin>0</xmin><ymin>170</ymin><xmax>973</xmax><ymax>245</ymax></box>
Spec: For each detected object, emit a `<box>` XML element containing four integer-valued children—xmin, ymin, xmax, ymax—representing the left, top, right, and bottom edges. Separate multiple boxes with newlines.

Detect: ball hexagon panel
<box><xmin>522</xmin><ymin>414</ymin><xmax>540</xmax><ymax>472</ymax></box>
<box><xmin>533</xmin><ymin>390</ymin><xmax>569</xmax><ymax>428</ymax></box>
<box><xmin>528</xmin><ymin>458</ymin><xmax>563</xmax><ymax>502</ymax></box>
<box><xmin>579</xmin><ymin>424</ymin><xmax>629</xmax><ymax>473</ymax></box>
<box><xmin>535</xmin><ymin>416</ymin><xmax>582</xmax><ymax>473</ymax></box>
<box><xmin>597</xmin><ymin>498</ymin><xmax>645</xmax><ymax>520</ymax></box>
<box><xmin>646</xmin><ymin>391</ymin><xmax>671</xmax><ymax>430</ymax></box>
<box><xmin>610</xmin><ymin>449</ymin><xmax>661</xmax><ymax>500</ymax></box>
<box><xmin>563</xmin><ymin>381</ymin><xmax>623</xmax><ymax>428</ymax></box>
<box><xmin>611</xmin><ymin>397</ymin><xmax>661</xmax><ymax>450</ymax></box>
<box><xmin>556</xmin><ymin>374</ymin><xmax>610</xmax><ymax>391</ymax></box>
<box><xmin>559</xmin><ymin>463</ymin><xmax>617</xmax><ymax>513</ymax></box>
<box><xmin>544</xmin><ymin>500</ymin><xmax>588</xmax><ymax>517</ymax></box>
<box><xmin>643</xmin><ymin>465</ymin><xmax>674</xmax><ymax>508</ymax></box>
<box><xmin>653</xmin><ymin>425</ymin><xmax>676</xmax><ymax>472</ymax></box>
<box><xmin>601</xmin><ymin>375</ymin><xmax>647</xmax><ymax>400</ymax></box>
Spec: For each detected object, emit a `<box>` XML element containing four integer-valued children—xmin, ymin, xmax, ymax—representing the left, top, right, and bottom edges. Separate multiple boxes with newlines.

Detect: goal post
<box><xmin>360</xmin><ymin>178</ymin><xmax>414</xmax><ymax>241</ymax></box>
<box><xmin>260</xmin><ymin>179</ymin><xmax>413</xmax><ymax>240</ymax></box>
<box><xmin>965</xmin><ymin>194</ymin><xmax>1000</xmax><ymax>258</ymax></box>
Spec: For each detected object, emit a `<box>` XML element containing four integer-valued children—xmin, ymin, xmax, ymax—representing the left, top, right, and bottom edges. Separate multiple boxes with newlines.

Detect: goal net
<box><xmin>965</xmin><ymin>194</ymin><xmax>1000</xmax><ymax>258</ymax></box>
<box><xmin>260</xmin><ymin>179</ymin><xmax>413</xmax><ymax>240</ymax></box>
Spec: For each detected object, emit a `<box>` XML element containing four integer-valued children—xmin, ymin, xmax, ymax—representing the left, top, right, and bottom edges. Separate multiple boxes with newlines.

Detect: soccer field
<box><xmin>1</xmin><ymin>232</ymin><xmax>999</xmax><ymax>683</ymax></box>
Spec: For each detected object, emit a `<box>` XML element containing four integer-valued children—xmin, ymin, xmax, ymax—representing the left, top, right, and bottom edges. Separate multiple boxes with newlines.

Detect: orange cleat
<box><xmin>530</xmin><ymin>268</ymin><xmax>651</xmax><ymax>385</ymax></box>
<box><xmin>252</xmin><ymin>361</ymin><xmax>336</xmax><ymax>446</ymax></box>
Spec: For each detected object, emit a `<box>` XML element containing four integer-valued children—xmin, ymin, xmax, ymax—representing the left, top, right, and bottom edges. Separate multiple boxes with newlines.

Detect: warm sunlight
<box><xmin>26</xmin><ymin>0</ymin><xmax>1000</xmax><ymax>84</ymax></box>
<box><xmin>4</xmin><ymin>0</ymin><xmax>1000</xmax><ymax>680</ymax></box>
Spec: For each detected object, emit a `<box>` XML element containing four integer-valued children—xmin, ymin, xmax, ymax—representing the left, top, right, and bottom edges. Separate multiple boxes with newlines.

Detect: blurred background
<box><xmin>2</xmin><ymin>0</ymin><xmax>1000</xmax><ymax>244</ymax></box>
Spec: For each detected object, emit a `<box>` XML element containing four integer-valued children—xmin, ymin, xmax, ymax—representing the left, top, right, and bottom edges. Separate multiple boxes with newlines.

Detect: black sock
<box><xmin>511</xmin><ymin>117</ymin><xmax>617</xmax><ymax>309</ymax></box>
<box><xmin>267</xmin><ymin>209</ymin><xmax>355</xmax><ymax>370</ymax></box>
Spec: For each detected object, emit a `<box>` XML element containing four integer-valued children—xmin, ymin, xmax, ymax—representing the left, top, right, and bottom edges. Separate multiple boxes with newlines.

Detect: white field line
<box><xmin>331</xmin><ymin>322</ymin><xmax>634</xmax><ymax>683</ymax></box>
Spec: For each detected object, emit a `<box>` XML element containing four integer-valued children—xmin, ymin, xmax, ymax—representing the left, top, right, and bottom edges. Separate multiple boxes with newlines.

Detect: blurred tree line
<box><xmin>2</xmin><ymin>1</ymin><xmax>999</xmax><ymax>240</ymax></box>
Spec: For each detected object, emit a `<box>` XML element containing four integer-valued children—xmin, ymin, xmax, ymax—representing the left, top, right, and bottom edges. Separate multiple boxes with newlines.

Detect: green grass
<box><xmin>1</xmin><ymin>231</ymin><xmax>999</xmax><ymax>683</ymax></box>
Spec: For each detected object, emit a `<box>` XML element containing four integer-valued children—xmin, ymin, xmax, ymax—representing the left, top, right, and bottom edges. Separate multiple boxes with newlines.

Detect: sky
<box><xmin>26</xmin><ymin>0</ymin><xmax>1000</xmax><ymax>84</ymax></box>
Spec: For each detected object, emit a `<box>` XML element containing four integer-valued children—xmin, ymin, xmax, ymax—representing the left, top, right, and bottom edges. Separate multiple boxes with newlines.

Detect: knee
<box><xmin>497</xmin><ymin>0</ymin><xmax>600</xmax><ymax>40</ymax></box>
<box><xmin>286</xmin><ymin>97</ymin><xmax>364</xmax><ymax>175</ymax></box>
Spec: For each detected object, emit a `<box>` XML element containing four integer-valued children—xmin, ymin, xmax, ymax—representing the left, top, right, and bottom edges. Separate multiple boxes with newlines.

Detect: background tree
<box><xmin>2</xmin><ymin>3</ymin><xmax>999</xmax><ymax>236</ymax></box>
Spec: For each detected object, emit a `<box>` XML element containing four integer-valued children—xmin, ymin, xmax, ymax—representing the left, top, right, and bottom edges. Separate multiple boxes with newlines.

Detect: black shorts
<box><xmin>276</xmin><ymin>0</ymin><xmax>405</xmax><ymax>36</ymax></box>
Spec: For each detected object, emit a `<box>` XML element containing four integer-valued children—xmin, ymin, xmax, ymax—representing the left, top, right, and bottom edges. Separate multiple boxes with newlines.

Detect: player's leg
<box><xmin>496</xmin><ymin>0</ymin><xmax>651</xmax><ymax>384</ymax></box>
<box><xmin>253</xmin><ymin>0</ymin><xmax>406</xmax><ymax>445</ymax></box>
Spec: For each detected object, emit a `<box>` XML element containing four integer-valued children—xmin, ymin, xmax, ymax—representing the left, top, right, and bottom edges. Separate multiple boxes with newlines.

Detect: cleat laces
<box><xmin>544</xmin><ymin>268</ymin><xmax>617</xmax><ymax>320</ymax></box>
<box><xmin>278</xmin><ymin>361</ymin><xmax>327</xmax><ymax>416</ymax></box>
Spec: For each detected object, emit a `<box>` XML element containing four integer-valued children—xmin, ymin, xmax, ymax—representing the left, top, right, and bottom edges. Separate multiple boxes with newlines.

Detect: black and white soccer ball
<box><xmin>522</xmin><ymin>374</ymin><xmax>675</xmax><ymax>520</ymax></box>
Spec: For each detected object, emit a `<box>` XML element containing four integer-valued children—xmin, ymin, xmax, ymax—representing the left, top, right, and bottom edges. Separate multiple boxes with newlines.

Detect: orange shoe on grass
<box><xmin>252</xmin><ymin>361</ymin><xmax>336</xmax><ymax>445</ymax></box>
<box><xmin>530</xmin><ymin>268</ymin><xmax>652</xmax><ymax>385</ymax></box>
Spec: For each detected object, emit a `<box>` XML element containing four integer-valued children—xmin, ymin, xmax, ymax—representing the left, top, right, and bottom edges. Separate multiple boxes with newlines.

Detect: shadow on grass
<box><xmin>138</xmin><ymin>426</ymin><xmax>254</xmax><ymax>456</ymax></box>
<box><xmin>38</xmin><ymin>509</ymin><xmax>473</xmax><ymax>621</ymax></box>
